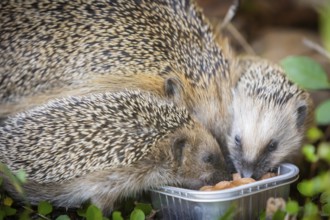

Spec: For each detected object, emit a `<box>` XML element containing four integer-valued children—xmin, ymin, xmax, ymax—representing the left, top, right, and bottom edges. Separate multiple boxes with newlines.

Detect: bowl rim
<box><xmin>150</xmin><ymin>163</ymin><xmax>299</xmax><ymax>202</ymax></box>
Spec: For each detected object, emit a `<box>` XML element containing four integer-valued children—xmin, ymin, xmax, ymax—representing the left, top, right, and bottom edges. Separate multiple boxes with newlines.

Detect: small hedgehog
<box><xmin>0</xmin><ymin>90</ymin><xmax>230</xmax><ymax>214</ymax></box>
<box><xmin>0</xmin><ymin>0</ymin><xmax>234</xmax><ymax>156</ymax></box>
<box><xmin>227</xmin><ymin>57</ymin><xmax>313</xmax><ymax>179</ymax></box>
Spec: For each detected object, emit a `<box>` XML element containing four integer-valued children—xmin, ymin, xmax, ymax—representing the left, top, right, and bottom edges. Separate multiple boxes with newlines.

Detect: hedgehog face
<box><xmin>228</xmin><ymin>70</ymin><xmax>310</xmax><ymax>179</ymax></box>
<box><xmin>164</xmin><ymin>74</ymin><xmax>233</xmax><ymax>168</ymax></box>
<box><xmin>170</xmin><ymin>126</ymin><xmax>231</xmax><ymax>189</ymax></box>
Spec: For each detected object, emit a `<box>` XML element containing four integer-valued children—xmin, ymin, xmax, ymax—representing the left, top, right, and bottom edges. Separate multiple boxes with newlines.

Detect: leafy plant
<box><xmin>280</xmin><ymin>56</ymin><xmax>330</xmax><ymax>90</ymax></box>
<box><xmin>261</xmin><ymin>11</ymin><xmax>330</xmax><ymax>217</ymax></box>
<box><xmin>38</xmin><ymin>201</ymin><xmax>53</xmax><ymax>216</ymax></box>
<box><xmin>129</xmin><ymin>208</ymin><xmax>145</xmax><ymax>220</ymax></box>
<box><xmin>275</xmin><ymin>50</ymin><xmax>330</xmax><ymax>219</ymax></box>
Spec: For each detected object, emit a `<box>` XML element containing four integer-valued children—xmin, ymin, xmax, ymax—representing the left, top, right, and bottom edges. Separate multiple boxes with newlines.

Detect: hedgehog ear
<box><xmin>172</xmin><ymin>137</ymin><xmax>187</xmax><ymax>163</ymax></box>
<box><xmin>296</xmin><ymin>102</ymin><xmax>308</xmax><ymax>129</ymax></box>
<box><xmin>165</xmin><ymin>78</ymin><xmax>182</xmax><ymax>102</ymax></box>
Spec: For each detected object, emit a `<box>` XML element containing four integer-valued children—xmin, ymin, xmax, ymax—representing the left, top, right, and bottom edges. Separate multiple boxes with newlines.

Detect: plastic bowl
<box><xmin>150</xmin><ymin>163</ymin><xmax>299</xmax><ymax>220</ymax></box>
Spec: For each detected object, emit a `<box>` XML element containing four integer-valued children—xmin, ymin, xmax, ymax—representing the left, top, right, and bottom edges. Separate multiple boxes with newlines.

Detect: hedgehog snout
<box><xmin>236</xmin><ymin>160</ymin><xmax>256</xmax><ymax>178</ymax></box>
<box><xmin>241</xmin><ymin>168</ymin><xmax>253</xmax><ymax>178</ymax></box>
<box><xmin>240</xmin><ymin>162</ymin><xmax>271</xmax><ymax>180</ymax></box>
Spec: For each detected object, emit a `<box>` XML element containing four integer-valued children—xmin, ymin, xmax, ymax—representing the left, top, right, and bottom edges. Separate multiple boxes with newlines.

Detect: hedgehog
<box><xmin>0</xmin><ymin>90</ymin><xmax>231</xmax><ymax>214</ymax></box>
<box><xmin>227</xmin><ymin>57</ymin><xmax>313</xmax><ymax>179</ymax></box>
<box><xmin>0</xmin><ymin>0</ymin><xmax>234</xmax><ymax>161</ymax></box>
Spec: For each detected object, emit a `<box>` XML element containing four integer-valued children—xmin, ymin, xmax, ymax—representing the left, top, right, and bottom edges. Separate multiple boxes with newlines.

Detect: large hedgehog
<box><xmin>0</xmin><ymin>0</ymin><xmax>234</xmax><ymax>154</ymax></box>
<box><xmin>227</xmin><ymin>57</ymin><xmax>313</xmax><ymax>179</ymax></box>
<box><xmin>0</xmin><ymin>90</ymin><xmax>230</xmax><ymax>214</ymax></box>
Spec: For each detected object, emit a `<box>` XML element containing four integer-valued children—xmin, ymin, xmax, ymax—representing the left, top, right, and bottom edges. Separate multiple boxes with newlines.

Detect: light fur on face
<box><xmin>228</xmin><ymin>57</ymin><xmax>313</xmax><ymax>179</ymax></box>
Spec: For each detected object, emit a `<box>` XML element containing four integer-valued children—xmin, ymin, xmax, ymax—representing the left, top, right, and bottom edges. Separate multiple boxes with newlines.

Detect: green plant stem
<box><xmin>22</xmin><ymin>206</ymin><xmax>51</xmax><ymax>220</ymax></box>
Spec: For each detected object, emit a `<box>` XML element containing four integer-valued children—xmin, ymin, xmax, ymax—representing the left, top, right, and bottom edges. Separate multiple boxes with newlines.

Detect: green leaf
<box><xmin>3</xmin><ymin>206</ymin><xmax>17</xmax><ymax>216</ymax></box>
<box><xmin>37</xmin><ymin>201</ymin><xmax>53</xmax><ymax>216</ymax></box>
<box><xmin>319</xmin><ymin>3</ymin><xmax>330</xmax><ymax>52</ymax></box>
<box><xmin>15</xmin><ymin>169</ymin><xmax>27</xmax><ymax>183</ymax></box>
<box><xmin>302</xmin><ymin>144</ymin><xmax>319</xmax><ymax>163</ymax></box>
<box><xmin>320</xmin><ymin>191</ymin><xmax>330</xmax><ymax>204</ymax></box>
<box><xmin>272</xmin><ymin>210</ymin><xmax>286</xmax><ymax>220</ymax></box>
<box><xmin>298</xmin><ymin>180</ymin><xmax>315</xmax><ymax>197</ymax></box>
<box><xmin>285</xmin><ymin>200</ymin><xmax>299</xmax><ymax>215</ymax></box>
<box><xmin>19</xmin><ymin>208</ymin><xmax>33</xmax><ymax>220</ymax></box>
<box><xmin>56</xmin><ymin>215</ymin><xmax>71</xmax><ymax>220</ymax></box>
<box><xmin>3</xmin><ymin>196</ymin><xmax>14</xmax><ymax>206</ymax></box>
<box><xmin>280</xmin><ymin>56</ymin><xmax>330</xmax><ymax>90</ymax></box>
<box><xmin>318</xmin><ymin>142</ymin><xmax>330</xmax><ymax>163</ymax></box>
<box><xmin>0</xmin><ymin>177</ymin><xmax>3</xmax><ymax>186</ymax></box>
<box><xmin>77</xmin><ymin>208</ymin><xmax>86</xmax><ymax>217</ymax></box>
<box><xmin>298</xmin><ymin>172</ymin><xmax>330</xmax><ymax>196</ymax></box>
<box><xmin>316</xmin><ymin>100</ymin><xmax>330</xmax><ymax>125</ymax></box>
<box><xmin>322</xmin><ymin>203</ymin><xmax>330</xmax><ymax>215</ymax></box>
<box><xmin>86</xmin><ymin>205</ymin><xmax>103</xmax><ymax>220</ymax></box>
<box><xmin>259</xmin><ymin>211</ymin><xmax>266</xmax><ymax>220</ymax></box>
<box><xmin>0</xmin><ymin>163</ymin><xmax>24</xmax><ymax>195</ymax></box>
<box><xmin>306</xmin><ymin>127</ymin><xmax>324</xmax><ymax>143</ymax></box>
<box><xmin>219</xmin><ymin>205</ymin><xmax>236</xmax><ymax>220</ymax></box>
<box><xmin>112</xmin><ymin>211</ymin><xmax>124</xmax><ymax>220</ymax></box>
<box><xmin>77</xmin><ymin>202</ymin><xmax>92</xmax><ymax>217</ymax></box>
<box><xmin>134</xmin><ymin>203</ymin><xmax>153</xmax><ymax>216</ymax></box>
<box><xmin>303</xmin><ymin>202</ymin><xmax>319</xmax><ymax>218</ymax></box>
<box><xmin>130</xmin><ymin>208</ymin><xmax>145</xmax><ymax>220</ymax></box>
<box><xmin>0</xmin><ymin>210</ymin><xmax>5</xmax><ymax>220</ymax></box>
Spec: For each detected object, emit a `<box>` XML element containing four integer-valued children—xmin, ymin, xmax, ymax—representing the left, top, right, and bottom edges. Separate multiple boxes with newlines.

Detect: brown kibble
<box><xmin>260</xmin><ymin>172</ymin><xmax>277</xmax><ymax>180</ymax></box>
<box><xmin>231</xmin><ymin>178</ymin><xmax>256</xmax><ymax>187</ymax></box>
<box><xmin>232</xmin><ymin>173</ymin><xmax>241</xmax><ymax>181</ymax></box>
<box><xmin>199</xmin><ymin>185</ymin><xmax>215</xmax><ymax>191</ymax></box>
<box><xmin>214</xmin><ymin>181</ymin><xmax>232</xmax><ymax>190</ymax></box>
<box><xmin>199</xmin><ymin>171</ymin><xmax>279</xmax><ymax>191</ymax></box>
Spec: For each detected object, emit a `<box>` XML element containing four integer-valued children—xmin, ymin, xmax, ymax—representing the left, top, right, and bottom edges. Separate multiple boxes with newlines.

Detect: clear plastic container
<box><xmin>150</xmin><ymin>163</ymin><xmax>299</xmax><ymax>220</ymax></box>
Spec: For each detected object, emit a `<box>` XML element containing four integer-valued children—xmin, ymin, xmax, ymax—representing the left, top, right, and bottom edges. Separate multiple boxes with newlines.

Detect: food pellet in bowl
<box><xmin>261</xmin><ymin>172</ymin><xmax>277</xmax><ymax>180</ymax></box>
<box><xmin>199</xmin><ymin>185</ymin><xmax>215</xmax><ymax>191</ymax></box>
<box><xmin>232</xmin><ymin>173</ymin><xmax>242</xmax><ymax>181</ymax></box>
<box><xmin>199</xmin><ymin>172</ymin><xmax>277</xmax><ymax>191</ymax></box>
<box><xmin>231</xmin><ymin>178</ymin><xmax>256</xmax><ymax>187</ymax></box>
<box><xmin>214</xmin><ymin>181</ymin><xmax>232</xmax><ymax>190</ymax></box>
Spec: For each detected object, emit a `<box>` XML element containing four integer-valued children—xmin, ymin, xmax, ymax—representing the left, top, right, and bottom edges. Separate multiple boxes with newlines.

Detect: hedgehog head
<box><xmin>162</xmin><ymin>68</ymin><xmax>233</xmax><ymax>153</ymax></box>
<box><xmin>227</xmin><ymin>58</ymin><xmax>313</xmax><ymax>179</ymax></box>
<box><xmin>161</xmin><ymin>123</ymin><xmax>231</xmax><ymax>189</ymax></box>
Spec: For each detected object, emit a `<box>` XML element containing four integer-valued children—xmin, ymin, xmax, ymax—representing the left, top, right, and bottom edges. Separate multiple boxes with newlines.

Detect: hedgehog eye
<box><xmin>202</xmin><ymin>153</ymin><xmax>215</xmax><ymax>164</ymax></box>
<box><xmin>234</xmin><ymin>135</ymin><xmax>241</xmax><ymax>148</ymax></box>
<box><xmin>267</xmin><ymin>140</ymin><xmax>278</xmax><ymax>152</ymax></box>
